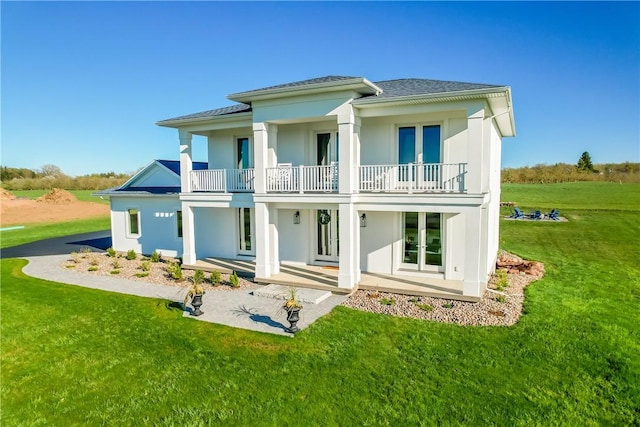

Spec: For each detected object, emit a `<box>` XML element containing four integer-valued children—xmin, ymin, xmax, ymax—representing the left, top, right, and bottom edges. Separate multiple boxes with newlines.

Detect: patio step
<box><xmin>253</xmin><ymin>284</ymin><xmax>332</xmax><ymax>305</ymax></box>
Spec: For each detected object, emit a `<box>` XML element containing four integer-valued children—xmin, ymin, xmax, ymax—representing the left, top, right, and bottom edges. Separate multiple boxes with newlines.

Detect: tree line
<box><xmin>0</xmin><ymin>165</ymin><xmax>133</xmax><ymax>191</ymax></box>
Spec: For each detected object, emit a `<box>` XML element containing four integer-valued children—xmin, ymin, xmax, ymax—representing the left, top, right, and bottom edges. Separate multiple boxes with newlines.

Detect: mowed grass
<box><xmin>9</xmin><ymin>189</ymin><xmax>109</xmax><ymax>204</ymax></box>
<box><xmin>0</xmin><ymin>217</ymin><xmax>110</xmax><ymax>249</ymax></box>
<box><xmin>1</xmin><ymin>183</ymin><xmax>639</xmax><ymax>425</ymax></box>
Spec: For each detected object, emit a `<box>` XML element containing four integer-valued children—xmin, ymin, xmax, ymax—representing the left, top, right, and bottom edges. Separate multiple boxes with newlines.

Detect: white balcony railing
<box><xmin>189</xmin><ymin>163</ymin><xmax>466</xmax><ymax>194</ymax></box>
<box><xmin>359</xmin><ymin>163</ymin><xmax>467</xmax><ymax>193</ymax></box>
<box><xmin>266</xmin><ymin>164</ymin><xmax>338</xmax><ymax>193</ymax></box>
<box><xmin>191</xmin><ymin>169</ymin><xmax>254</xmax><ymax>192</ymax></box>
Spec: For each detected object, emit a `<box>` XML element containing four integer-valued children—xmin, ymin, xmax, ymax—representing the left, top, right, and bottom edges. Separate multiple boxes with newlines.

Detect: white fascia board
<box><xmin>155</xmin><ymin>112</ymin><xmax>253</xmax><ymax>129</ymax></box>
<box><xmin>103</xmin><ymin>193</ymin><xmax>179</xmax><ymax>198</ymax></box>
<box><xmin>354</xmin><ymin>193</ymin><xmax>489</xmax><ymax>209</ymax></box>
<box><xmin>117</xmin><ymin>159</ymin><xmax>159</xmax><ymax>189</ymax></box>
<box><xmin>353</xmin><ymin>87</ymin><xmax>511</xmax><ymax>108</ymax></box>
<box><xmin>228</xmin><ymin>78</ymin><xmax>383</xmax><ymax>103</ymax></box>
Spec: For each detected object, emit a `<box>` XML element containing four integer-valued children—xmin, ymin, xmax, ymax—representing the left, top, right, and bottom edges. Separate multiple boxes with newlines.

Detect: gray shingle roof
<box><xmin>157</xmin><ymin>104</ymin><xmax>251</xmax><ymax>123</ymax></box>
<box><xmin>158</xmin><ymin>77</ymin><xmax>506</xmax><ymax>123</ymax></box>
<box><xmin>365</xmin><ymin>78</ymin><xmax>503</xmax><ymax>99</ymax></box>
<box><xmin>234</xmin><ymin>75</ymin><xmax>360</xmax><ymax>95</ymax></box>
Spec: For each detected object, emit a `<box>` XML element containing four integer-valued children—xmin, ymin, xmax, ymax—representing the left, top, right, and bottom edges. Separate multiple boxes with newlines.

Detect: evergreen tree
<box><xmin>577</xmin><ymin>151</ymin><xmax>594</xmax><ymax>172</ymax></box>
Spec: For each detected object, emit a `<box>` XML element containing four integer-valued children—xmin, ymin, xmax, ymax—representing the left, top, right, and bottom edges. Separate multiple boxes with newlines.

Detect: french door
<box><xmin>316</xmin><ymin>209</ymin><xmax>339</xmax><ymax>262</ymax></box>
<box><xmin>400</xmin><ymin>212</ymin><xmax>442</xmax><ymax>271</ymax></box>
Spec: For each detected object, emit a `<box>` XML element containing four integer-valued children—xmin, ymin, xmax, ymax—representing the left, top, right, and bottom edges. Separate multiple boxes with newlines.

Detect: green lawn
<box><xmin>1</xmin><ymin>183</ymin><xmax>639</xmax><ymax>425</ymax></box>
<box><xmin>10</xmin><ymin>189</ymin><xmax>109</xmax><ymax>204</ymax></box>
<box><xmin>0</xmin><ymin>217</ymin><xmax>110</xmax><ymax>249</ymax></box>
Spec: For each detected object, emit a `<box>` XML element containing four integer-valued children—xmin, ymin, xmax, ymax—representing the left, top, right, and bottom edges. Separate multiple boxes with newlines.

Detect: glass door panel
<box><xmin>238</xmin><ymin>208</ymin><xmax>254</xmax><ymax>255</ymax></box>
<box><xmin>401</xmin><ymin>212</ymin><xmax>442</xmax><ymax>271</ymax></box>
<box><xmin>424</xmin><ymin>212</ymin><xmax>442</xmax><ymax>267</ymax></box>
<box><xmin>316</xmin><ymin>209</ymin><xmax>339</xmax><ymax>262</ymax></box>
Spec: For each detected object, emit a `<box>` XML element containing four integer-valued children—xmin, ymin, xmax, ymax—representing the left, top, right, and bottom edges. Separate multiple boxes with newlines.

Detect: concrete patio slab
<box><xmin>252</xmin><ymin>283</ymin><xmax>332</xmax><ymax>304</ymax></box>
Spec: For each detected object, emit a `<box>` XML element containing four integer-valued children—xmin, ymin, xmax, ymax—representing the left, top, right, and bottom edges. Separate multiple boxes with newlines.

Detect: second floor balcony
<box><xmin>189</xmin><ymin>163</ymin><xmax>467</xmax><ymax>194</ymax></box>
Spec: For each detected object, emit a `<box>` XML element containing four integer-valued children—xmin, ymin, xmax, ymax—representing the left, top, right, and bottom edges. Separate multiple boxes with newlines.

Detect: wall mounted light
<box><xmin>360</xmin><ymin>213</ymin><xmax>367</xmax><ymax>227</ymax></box>
<box><xmin>294</xmin><ymin>211</ymin><xmax>300</xmax><ymax>224</ymax></box>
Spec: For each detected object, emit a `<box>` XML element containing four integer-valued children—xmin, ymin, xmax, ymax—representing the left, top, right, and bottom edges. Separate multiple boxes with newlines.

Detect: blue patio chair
<box><xmin>547</xmin><ymin>209</ymin><xmax>560</xmax><ymax>220</ymax></box>
<box><xmin>529</xmin><ymin>210</ymin><xmax>542</xmax><ymax>220</ymax></box>
<box><xmin>510</xmin><ymin>207</ymin><xmax>525</xmax><ymax>219</ymax></box>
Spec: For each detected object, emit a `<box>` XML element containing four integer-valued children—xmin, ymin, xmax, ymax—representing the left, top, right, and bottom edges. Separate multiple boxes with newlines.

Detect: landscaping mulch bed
<box><xmin>62</xmin><ymin>251</ymin><xmax>254</xmax><ymax>292</ymax></box>
<box><xmin>342</xmin><ymin>252</ymin><xmax>543</xmax><ymax>326</ymax></box>
<box><xmin>63</xmin><ymin>250</ymin><xmax>542</xmax><ymax>327</ymax></box>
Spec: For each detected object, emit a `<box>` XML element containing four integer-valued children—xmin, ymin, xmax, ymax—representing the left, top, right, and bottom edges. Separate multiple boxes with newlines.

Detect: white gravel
<box><xmin>341</xmin><ymin>272</ymin><xmax>539</xmax><ymax>326</ymax></box>
<box><xmin>62</xmin><ymin>251</ymin><xmax>254</xmax><ymax>292</ymax></box>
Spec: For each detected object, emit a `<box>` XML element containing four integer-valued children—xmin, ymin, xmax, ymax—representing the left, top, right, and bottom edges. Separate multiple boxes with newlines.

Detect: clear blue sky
<box><xmin>2</xmin><ymin>1</ymin><xmax>638</xmax><ymax>176</ymax></box>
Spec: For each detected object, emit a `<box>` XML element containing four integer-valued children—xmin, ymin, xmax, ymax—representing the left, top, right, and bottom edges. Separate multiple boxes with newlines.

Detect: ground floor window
<box><xmin>238</xmin><ymin>208</ymin><xmax>253</xmax><ymax>254</ymax></box>
<box><xmin>176</xmin><ymin>210</ymin><xmax>183</xmax><ymax>238</ymax></box>
<box><xmin>128</xmin><ymin>209</ymin><xmax>140</xmax><ymax>237</ymax></box>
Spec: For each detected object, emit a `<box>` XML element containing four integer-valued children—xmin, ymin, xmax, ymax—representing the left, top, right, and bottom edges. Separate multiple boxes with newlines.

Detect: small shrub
<box><xmin>112</xmin><ymin>259</ymin><xmax>121</xmax><ymax>269</ymax></box>
<box><xmin>80</xmin><ymin>247</ymin><xmax>92</xmax><ymax>257</ymax></box>
<box><xmin>141</xmin><ymin>261</ymin><xmax>151</xmax><ymax>272</ymax></box>
<box><xmin>416</xmin><ymin>303</ymin><xmax>434</xmax><ymax>312</ymax></box>
<box><xmin>110</xmin><ymin>269</ymin><xmax>121</xmax><ymax>275</ymax></box>
<box><xmin>135</xmin><ymin>272</ymin><xmax>149</xmax><ymax>278</ymax></box>
<box><xmin>106</xmin><ymin>247</ymin><xmax>117</xmax><ymax>257</ymax></box>
<box><xmin>408</xmin><ymin>297</ymin><xmax>420</xmax><ymax>303</ymax></box>
<box><xmin>65</xmin><ymin>264</ymin><xmax>76</xmax><ymax>269</ymax></box>
<box><xmin>229</xmin><ymin>272</ymin><xmax>239</xmax><ymax>288</ymax></box>
<box><xmin>88</xmin><ymin>266</ymin><xmax>99</xmax><ymax>272</ymax></box>
<box><xmin>495</xmin><ymin>294</ymin><xmax>507</xmax><ymax>303</ymax></box>
<box><xmin>211</xmin><ymin>270</ymin><xmax>221</xmax><ymax>286</ymax></box>
<box><xmin>150</xmin><ymin>250</ymin><xmax>162</xmax><ymax>263</ymax></box>
<box><xmin>442</xmin><ymin>303</ymin><xmax>454</xmax><ymax>309</ymax></box>
<box><xmin>126</xmin><ymin>250</ymin><xmax>137</xmax><ymax>261</ymax></box>
<box><xmin>89</xmin><ymin>256</ymin><xmax>99</xmax><ymax>266</ymax></box>
<box><xmin>495</xmin><ymin>269</ymin><xmax>509</xmax><ymax>291</ymax></box>
<box><xmin>192</xmin><ymin>269</ymin><xmax>205</xmax><ymax>284</ymax></box>
<box><xmin>70</xmin><ymin>252</ymin><xmax>80</xmax><ymax>263</ymax></box>
<box><xmin>379</xmin><ymin>298</ymin><xmax>395</xmax><ymax>306</ymax></box>
<box><xmin>166</xmin><ymin>262</ymin><xmax>183</xmax><ymax>281</ymax></box>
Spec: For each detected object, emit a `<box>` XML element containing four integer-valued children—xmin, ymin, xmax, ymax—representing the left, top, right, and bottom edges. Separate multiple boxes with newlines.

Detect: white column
<box><xmin>253</xmin><ymin>122</ymin><xmax>269</xmax><ymax>193</ymax></box>
<box><xmin>269</xmin><ymin>208</ymin><xmax>280</xmax><ymax>274</ymax></box>
<box><xmin>181</xmin><ymin>205</ymin><xmax>196</xmax><ymax>265</ymax></box>
<box><xmin>338</xmin><ymin>203</ymin><xmax>358</xmax><ymax>289</ymax></box>
<box><xmin>338</xmin><ymin>110</ymin><xmax>355</xmax><ymax>194</ymax></box>
<box><xmin>466</xmin><ymin>106</ymin><xmax>484</xmax><ymax>194</ymax></box>
<box><xmin>353</xmin><ymin>118</ymin><xmax>361</xmax><ymax>193</ymax></box>
<box><xmin>254</xmin><ymin>202</ymin><xmax>271</xmax><ymax>279</ymax></box>
<box><xmin>463</xmin><ymin>208</ymin><xmax>483</xmax><ymax>297</ymax></box>
<box><xmin>267</xmin><ymin>124</ymin><xmax>278</xmax><ymax>168</ymax></box>
<box><xmin>179</xmin><ymin>130</ymin><xmax>193</xmax><ymax>193</ymax></box>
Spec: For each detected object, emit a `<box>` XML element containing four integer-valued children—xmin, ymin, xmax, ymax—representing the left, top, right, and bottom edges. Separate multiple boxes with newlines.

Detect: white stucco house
<box><xmin>99</xmin><ymin>76</ymin><xmax>515</xmax><ymax>301</ymax></box>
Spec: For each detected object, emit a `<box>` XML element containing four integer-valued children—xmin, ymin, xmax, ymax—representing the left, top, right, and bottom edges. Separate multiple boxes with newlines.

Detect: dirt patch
<box><xmin>1</xmin><ymin>195</ymin><xmax>109</xmax><ymax>226</ymax></box>
<box><xmin>497</xmin><ymin>251</ymin><xmax>545</xmax><ymax>277</ymax></box>
<box><xmin>1</xmin><ymin>188</ymin><xmax>16</xmax><ymax>200</ymax></box>
<box><xmin>36</xmin><ymin>188</ymin><xmax>77</xmax><ymax>204</ymax></box>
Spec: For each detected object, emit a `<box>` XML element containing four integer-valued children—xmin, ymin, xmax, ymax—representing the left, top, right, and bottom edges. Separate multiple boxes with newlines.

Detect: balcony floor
<box><xmin>183</xmin><ymin>258</ymin><xmax>475</xmax><ymax>301</ymax></box>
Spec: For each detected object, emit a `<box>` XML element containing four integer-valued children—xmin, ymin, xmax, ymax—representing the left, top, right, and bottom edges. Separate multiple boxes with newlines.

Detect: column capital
<box><xmin>178</xmin><ymin>129</ymin><xmax>192</xmax><ymax>142</ymax></box>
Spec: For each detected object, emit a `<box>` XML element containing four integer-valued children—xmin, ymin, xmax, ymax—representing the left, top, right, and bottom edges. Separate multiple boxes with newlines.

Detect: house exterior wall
<box><xmin>359</xmin><ymin>211</ymin><xmax>395</xmax><ymax>274</ymax></box>
<box><xmin>110</xmin><ymin>196</ymin><xmax>182</xmax><ymax>257</ymax></box>
<box><xmin>143</xmin><ymin>78</ymin><xmax>514</xmax><ymax>298</ymax></box>
<box><xmin>193</xmin><ymin>207</ymin><xmax>237</xmax><ymax>259</ymax></box>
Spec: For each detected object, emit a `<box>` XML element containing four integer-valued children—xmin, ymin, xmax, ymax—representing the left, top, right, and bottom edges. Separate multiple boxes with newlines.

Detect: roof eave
<box><xmin>227</xmin><ymin>77</ymin><xmax>383</xmax><ymax>103</ymax></box>
<box><xmin>353</xmin><ymin>86</ymin><xmax>511</xmax><ymax>107</ymax></box>
<box><xmin>156</xmin><ymin>111</ymin><xmax>253</xmax><ymax>128</ymax></box>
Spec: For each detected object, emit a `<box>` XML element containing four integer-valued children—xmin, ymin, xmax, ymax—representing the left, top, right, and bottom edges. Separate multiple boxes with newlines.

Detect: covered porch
<box><xmin>184</xmin><ymin>258</ymin><xmax>474</xmax><ymax>302</ymax></box>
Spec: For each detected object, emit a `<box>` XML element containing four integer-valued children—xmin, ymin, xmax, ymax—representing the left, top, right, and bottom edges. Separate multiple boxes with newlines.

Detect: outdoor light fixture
<box><xmin>294</xmin><ymin>211</ymin><xmax>300</xmax><ymax>224</ymax></box>
<box><xmin>360</xmin><ymin>213</ymin><xmax>367</xmax><ymax>227</ymax></box>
